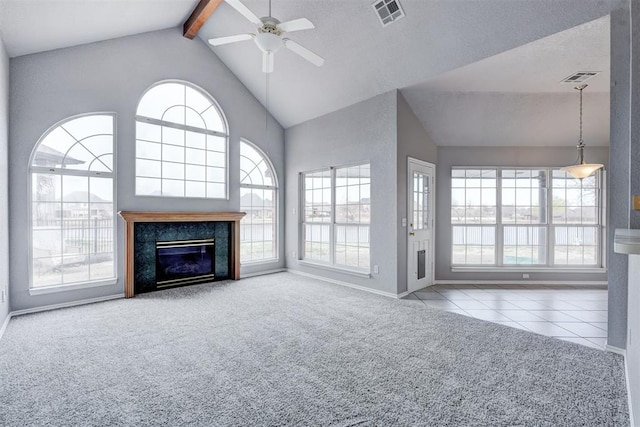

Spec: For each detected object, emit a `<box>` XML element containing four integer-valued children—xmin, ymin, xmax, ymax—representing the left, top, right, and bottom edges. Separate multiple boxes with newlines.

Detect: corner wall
<box><xmin>435</xmin><ymin>145</ymin><xmax>609</xmax><ymax>283</ymax></box>
<box><xmin>396</xmin><ymin>92</ymin><xmax>437</xmax><ymax>293</ymax></box>
<box><xmin>608</xmin><ymin>4</ymin><xmax>631</xmax><ymax>350</ymax></box>
<box><xmin>624</xmin><ymin>0</ymin><xmax>639</xmax><ymax>420</ymax></box>
<box><xmin>9</xmin><ymin>28</ymin><xmax>285</xmax><ymax>312</ymax></box>
<box><xmin>0</xmin><ymin>34</ymin><xmax>9</xmax><ymax>327</ymax></box>
<box><xmin>284</xmin><ymin>91</ymin><xmax>399</xmax><ymax>294</ymax></box>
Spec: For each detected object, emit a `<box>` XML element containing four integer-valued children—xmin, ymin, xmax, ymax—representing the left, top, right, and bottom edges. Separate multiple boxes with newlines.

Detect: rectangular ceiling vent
<box><xmin>373</xmin><ymin>0</ymin><xmax>405</xmax><ymax>27</ymax></box>
<box><xmin>561</xmin><ymin>72</ymin><xmax>600</xmax><ymax>84</ymax></box>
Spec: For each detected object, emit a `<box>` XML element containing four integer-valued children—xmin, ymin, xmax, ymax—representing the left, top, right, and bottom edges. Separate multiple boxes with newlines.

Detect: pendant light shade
<box><xmin>560</xmin><ymin>84</ymin><xmax>603</xmax><ymax>179</ymax></box>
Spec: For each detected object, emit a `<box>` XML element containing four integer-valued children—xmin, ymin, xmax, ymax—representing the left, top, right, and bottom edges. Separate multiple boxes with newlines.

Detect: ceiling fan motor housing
<box><xmin>259</xmin><ymin>18</ymin><xmax>282</xmax><ymax>35</ymax></box>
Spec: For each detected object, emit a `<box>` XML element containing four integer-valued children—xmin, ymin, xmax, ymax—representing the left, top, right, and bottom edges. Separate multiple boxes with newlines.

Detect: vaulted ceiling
<box><xmin>0</xmin><ymin>0</ymin><xmax>617</xmax><ymax>147</ymax></box>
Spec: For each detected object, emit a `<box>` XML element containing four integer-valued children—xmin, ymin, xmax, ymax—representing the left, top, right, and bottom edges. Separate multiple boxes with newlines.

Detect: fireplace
<box><xmin>156</xmin><ymin>238</ymin><xmax>215</xmax><ymax>288</ymax></box>
<box><xmin>118</xmin><ymin>212</ymin><xmax>246</xmax><ymax>298</ymax></box>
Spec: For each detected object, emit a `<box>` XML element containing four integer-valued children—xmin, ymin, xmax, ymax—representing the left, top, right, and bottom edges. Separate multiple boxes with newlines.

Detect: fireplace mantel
<box><xmin>118</xmin><ymin>211</ymin><xmax>246</xmax><ymax>298</ymax></box>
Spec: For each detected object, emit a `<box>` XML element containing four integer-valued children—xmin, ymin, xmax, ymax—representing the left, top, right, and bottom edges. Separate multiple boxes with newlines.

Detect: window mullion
<box><xmin>547</xmin><ymin>168</ymin><xmax>554</xmax><ymax>267</ymax></box>
<box><xmin>496</xmin><ymin>169</ymin><xmax>503</xmax><ymax>267</ymax></box>
<box><xmin>330</xmin><ymin>167</ymin><xmax>336</xmax><ymax>266</ymax></box>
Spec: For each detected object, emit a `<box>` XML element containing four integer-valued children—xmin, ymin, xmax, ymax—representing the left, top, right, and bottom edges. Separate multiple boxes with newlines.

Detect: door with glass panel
<box><xmin>407</xmin><ymin>158</ymin><xmax>435</xmax><ymax>292</ymax></box>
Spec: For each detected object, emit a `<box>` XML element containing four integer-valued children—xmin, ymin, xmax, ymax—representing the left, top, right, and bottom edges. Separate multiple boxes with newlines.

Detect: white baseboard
<box><xmin>287</xmin><ymin>269</ymin><xmax>405</xmax><ymax>299</ymax></box>
<box><xmin>434</xmin><ymin>280</ymin><xmax>607</xmax><ymax>286</ymax></box>
<box><xmin>0</xmin><ymin>312</ymin><xmax>12</xmax><ymax>342</ymax></box>
<box><xmin>10</xmin><ymin>294</ymin><xmax>125</xmax><ymax>318</ymax></box>
<box><xmin>605</xmin><ymin>344</ymin><xmax>626</xmax><ymax>356</ymax></box>
<box><xmin>396</xmin><ymin>291</ymin><xmax>411</xmax><ymax>299</ymax></box>
<box><xmin>625</xmin><ymin>355</ymin><xmax>635</xmax><ymax>427</ymax></box>
<box><xmin>241</xmin><ymin>268</ymin><xmax>286</xmax><ymax>279</ymax></box>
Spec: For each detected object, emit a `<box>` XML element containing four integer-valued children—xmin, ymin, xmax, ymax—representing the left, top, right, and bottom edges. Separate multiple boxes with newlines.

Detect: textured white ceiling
<box><xmin>0</xmin><ymin>0</ymin><xmax>198</xmax><ymax>57</ymax></box>
<box><xmin>199</xmin><ymin>0</ymin><xmax>617</xmax><ymax>128</ymax></box>
<box><xmin>0</xmin><ymin>0</ymin><xmax>616</xmax><ymax>147</ymax></box>
<box><xmin>402</xmin><ymin>15</ymin><xmax>611</xmax><ymax>147</ymax></box>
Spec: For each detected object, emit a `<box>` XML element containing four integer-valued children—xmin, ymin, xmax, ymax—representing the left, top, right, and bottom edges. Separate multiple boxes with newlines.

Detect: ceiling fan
<box><xmin>208</xmin><ymin>0</ymin><xmax>325</xmax><ymax>73</ymax></box>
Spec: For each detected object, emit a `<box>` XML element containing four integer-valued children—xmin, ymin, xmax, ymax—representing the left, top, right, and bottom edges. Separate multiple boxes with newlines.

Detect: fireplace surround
<box><xmin>118</xmin><ymin>211</ymin><xmax>245</xmax><ymax>297</ymax></box>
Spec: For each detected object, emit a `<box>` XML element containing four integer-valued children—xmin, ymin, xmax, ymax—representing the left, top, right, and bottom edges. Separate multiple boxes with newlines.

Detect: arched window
<box><xmin>240</xmin><ymin>140</ymin><xmax>278</xmax><ymax>263</ymax></box>
<box><xmin>30</xmin><ymin>113</ymin><xmax>116</xmax><ymax>289</ymax></box>
<box><xmin>135</xmin><ymin>81</ymin><xmax>228</xmax><ymax>199</ymax></box>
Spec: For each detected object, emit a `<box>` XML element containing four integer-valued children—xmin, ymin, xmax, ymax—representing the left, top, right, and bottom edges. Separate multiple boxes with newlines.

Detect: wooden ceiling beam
<box><xmin>183</xmin><ymin>0</ymin><xmax>225</xmax><ymax>40</ymax></box>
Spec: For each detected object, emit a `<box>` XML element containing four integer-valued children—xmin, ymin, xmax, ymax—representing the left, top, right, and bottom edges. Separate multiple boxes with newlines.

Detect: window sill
<box><xmin>29</xmin><ymin>278</ymin><xmax>118</xmax><ymax>296</ymax></box>
<box><xmin>297</xmin><ymin>260</ymin><xmax>371</xmax><ymax>278</ymax></box>
<box><xmin>451</xmin><ymin>267</ymin><xmax>606</xmax><ymax>274</ymax></box>
<box><xmin>241</xmin><ymin>257</ymin><xmax>280</xmax><ymax>266</ymax></box>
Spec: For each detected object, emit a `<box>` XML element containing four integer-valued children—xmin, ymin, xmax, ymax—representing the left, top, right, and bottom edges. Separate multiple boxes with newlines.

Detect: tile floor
<box><xmin>407</xmin><ymin>284</ymin><xmax>608</xmax><ymax>350</ymax></box>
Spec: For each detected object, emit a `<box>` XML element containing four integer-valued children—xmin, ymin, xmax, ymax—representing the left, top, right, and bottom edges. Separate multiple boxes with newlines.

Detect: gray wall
<box><xmin>9</xmin><ymin>28</ymin><xmax>285</xmax><ymax>312</ymax></box>
<box><xmin>396</xmin><ymin>92</ymin><xmax>438</xmax><ymax>293</ymax></box>
<box><xmin>628</xmin><ymin>256</ymin><xmax>640</xmax><ymax>425</ymax></box>
<box><xmin>0</xmin><ymin>35</ymin><xmax>9</xmax><ymax>325</ymax></box>
<box><xmin>435</xmin><ymin>146</ymin><xmax>609</xmax><ymax>283</ymax></box>
<box><xmin>624</xmin><ymin>0</ymin><xmax>639</xmax><ymax>419</ymax></box>
<box><xmin>608</xmin><ymin>4</ymin><xmax>631</xmax><ymax>350</ymax></box>
<box><xmin>284</xmin><ymin>91</ymin><xmax>399</xmax><ymax>294</ymax></box>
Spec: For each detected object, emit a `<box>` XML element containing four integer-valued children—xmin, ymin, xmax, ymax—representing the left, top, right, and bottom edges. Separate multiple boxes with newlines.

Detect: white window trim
<box><xmin>299</xmin><ymin>162</ymin><xmax>371</xmax><ymax>274</ymax></box>
<box><xmin>239</xmin><ymin>139</ymin><xmax>279</xmax><ymax>264</ymax></box>
<box><xmin>451</xmin><ymin>166</ymin><xmax>605</xmax><ymax>269</ymax></box>
<box><xmin>29</xmin><ymin>278</ymin><xmax>118</xmax><ymax>296</ymax></box>
<box><xmin>28</xmin><ymin>112</ymin><xmax>118</xmax><ymax>291</ymax></box>
<box><xmin>134</xmin><ymin>79</ymin><xmax>230</xmax><ymax>200</ymax></box>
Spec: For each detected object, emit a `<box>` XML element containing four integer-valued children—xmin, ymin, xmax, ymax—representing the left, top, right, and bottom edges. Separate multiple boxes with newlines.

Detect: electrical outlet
<box><xmin>292</xmin><ymin>251</ymin><xmax>296</xmax><ymax>259</ymax></box>
<box><xmin>293</xmin><ymin>208</ymin><xmax>296</xmax><ymax>215</ymax></box>
<box><xmin>401</xmin><ymin>218</ymin><xmax>407</xmax><ymax>227</ymax></box>
<box><xmin>373</xmin><ymin>265</ymin><xmax>379</xmax><ymax>274</ymax></box>
<box><xmin>522</xmin><ymin>273</ymin><xmax>530</xmax><ymax>279</ymax></box>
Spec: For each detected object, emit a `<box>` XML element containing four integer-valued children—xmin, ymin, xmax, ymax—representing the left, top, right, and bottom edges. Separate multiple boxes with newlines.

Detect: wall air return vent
<box><xmin>373</xmin><ymin>0</ymin><xmax>405</xmax><ymax>27</ymax></box>
<box><xmin>561</xmin><ymin>72</ymin><xmax>600</xmax><ymax>84</ymax></box>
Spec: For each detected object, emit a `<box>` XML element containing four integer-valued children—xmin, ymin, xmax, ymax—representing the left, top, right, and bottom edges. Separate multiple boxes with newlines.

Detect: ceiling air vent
<box><xmin>561</xmin><ymin>72</ymin><xmax>600</xmax><ymax>84</ymax></box>
<box><xmin>373</xmin><ymin>0</ymin><xmax>405</xmax><ymax>27</ymax></box>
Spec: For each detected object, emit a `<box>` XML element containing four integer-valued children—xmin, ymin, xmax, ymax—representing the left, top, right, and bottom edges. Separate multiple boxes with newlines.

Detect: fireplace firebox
<box><xmin>155</xmin><ymin>238</ymin><xmax>215</xmax><ymax>287</ymax></box>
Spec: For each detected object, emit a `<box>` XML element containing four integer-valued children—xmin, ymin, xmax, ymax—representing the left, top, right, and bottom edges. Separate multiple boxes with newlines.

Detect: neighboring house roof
<box><xmin>64</xmin><ymin>191</ymin><xmax>108</xmax><ymax>203</ymax></box>
<box><xmin>241</xmin><ymin>192</ymin><xmax>273</xmax><ymax>208</ymax></box>
<box><xmin>33</xmin><ymin>145</ymin><xmax>84</xmax><ymax>166</ymax></box>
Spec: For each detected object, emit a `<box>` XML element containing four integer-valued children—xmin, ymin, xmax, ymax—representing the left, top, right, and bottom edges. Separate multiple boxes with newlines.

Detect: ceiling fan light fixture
<box><xmin>560</xmin><ymin>84</ymin><xmax>603</xmax><ymax>180</ymax></box>
<box><xmin>255</xmin><ymin>32</ymin><xmax>283</xmax><ymax>53</ymax></box>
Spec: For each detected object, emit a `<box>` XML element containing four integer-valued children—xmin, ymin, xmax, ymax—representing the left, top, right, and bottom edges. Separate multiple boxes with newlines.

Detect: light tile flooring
<box><xmin>408</xmin><ymin>284</ymin><xmax>608</xmax><ymax>350</ymax></box>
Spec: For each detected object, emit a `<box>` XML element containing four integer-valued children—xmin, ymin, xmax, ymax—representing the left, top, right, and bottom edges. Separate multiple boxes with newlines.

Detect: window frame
<box><xmin>239</xmin><ymin>139</ymin><xmax>279</xmax><ymax>265</ymax></box>
<box><xmin>299</xmin><ymin>162</ymin><xmax>371</xmax><ymax>275</ymax></box>
<box><xmin>134</xmin><ymin>80</ymin><xmax>230</xmax><ymax>200</ymax></box>
<box><xmin>450</xmin><ymin>166</ymin><xmax>606</xmax><ymax>271</ymax></box>
<box><xmin>28</xmin><ymin>112</ymin><xmax>117</xmax><ymax>293</ymax></box>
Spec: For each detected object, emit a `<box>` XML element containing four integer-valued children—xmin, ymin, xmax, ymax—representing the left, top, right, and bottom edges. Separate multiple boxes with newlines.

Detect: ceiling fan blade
<box><xmin>278</xmin><ymin>18</ymin><xmax>315</xmax><ymax>33</ymax></box>
<box><xmin>225</xmin><ymin>0</ymin><xmax>262</xmax><ymax>25</ymax></box>
<box><xmin>208</xmin><ymin>33</ymin><xmax>254</xmax><ymax>46</ymax></box>
<box><xmin>283</xmin><ymin>39</ymin><xmax>325</xmax><ymax>67</ymax></box>
<box><xmin>262</xmin><ymin>52</ymin><xmax>274</xmax><ymax>74</ymax></box>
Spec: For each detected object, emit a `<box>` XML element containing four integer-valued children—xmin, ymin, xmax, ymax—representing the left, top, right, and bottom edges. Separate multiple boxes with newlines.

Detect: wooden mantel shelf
<box><xmin>118</xmin><ymin>211</ymin><xmax>246</xmax><ymax>298</ymax></box>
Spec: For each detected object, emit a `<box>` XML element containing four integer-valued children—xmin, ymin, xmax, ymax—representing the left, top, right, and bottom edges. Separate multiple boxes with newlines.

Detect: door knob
<box><xmin>409</xmin><ymin>232</ymin><xmax>415</xmax><ymax>236</ymax></box>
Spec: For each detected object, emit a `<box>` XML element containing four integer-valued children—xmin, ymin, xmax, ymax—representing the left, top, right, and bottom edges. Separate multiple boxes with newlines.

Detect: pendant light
<box><xmin>560</xmin><ymin>84</ymin><xmax>603</xmax><ymax>179</ymax></box>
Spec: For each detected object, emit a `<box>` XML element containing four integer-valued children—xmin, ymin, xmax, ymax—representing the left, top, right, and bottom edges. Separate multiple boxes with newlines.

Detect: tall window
<box><xmin>451</xmin><ymin>167</ymin><xmax>603</xmax><ymax>268</ymax></box>
<box><xmin>301</xmin><ymin>163</ymin><xmax>371</xmax><ymax>271</ymax></box>
<box><xmin>240</xmin><ymin>140</ymin><xmax>278</xmax><ymax>263</ymax></box>
<box><xmin>30</xmin><ymin>114</ymin><xmax>116</xmax><ymax>288</ymax></box>
<box><xmin>135</xmin><ymin>81</ymin><xmax>228</xmax><ymax>199</ymax></box>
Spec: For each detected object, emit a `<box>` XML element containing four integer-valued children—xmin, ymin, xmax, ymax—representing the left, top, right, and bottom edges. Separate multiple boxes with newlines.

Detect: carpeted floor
<box><xmin>0</xmin><ymin>273</ymin><xmax>629</xmax><ymax>426</ymax></box>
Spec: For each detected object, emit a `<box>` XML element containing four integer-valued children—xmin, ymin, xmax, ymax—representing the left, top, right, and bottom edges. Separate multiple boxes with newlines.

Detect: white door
<box><xmin>407</xmin><ymin>158</ymin><xmax>435</xmax><ymax>293</ymax></box>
